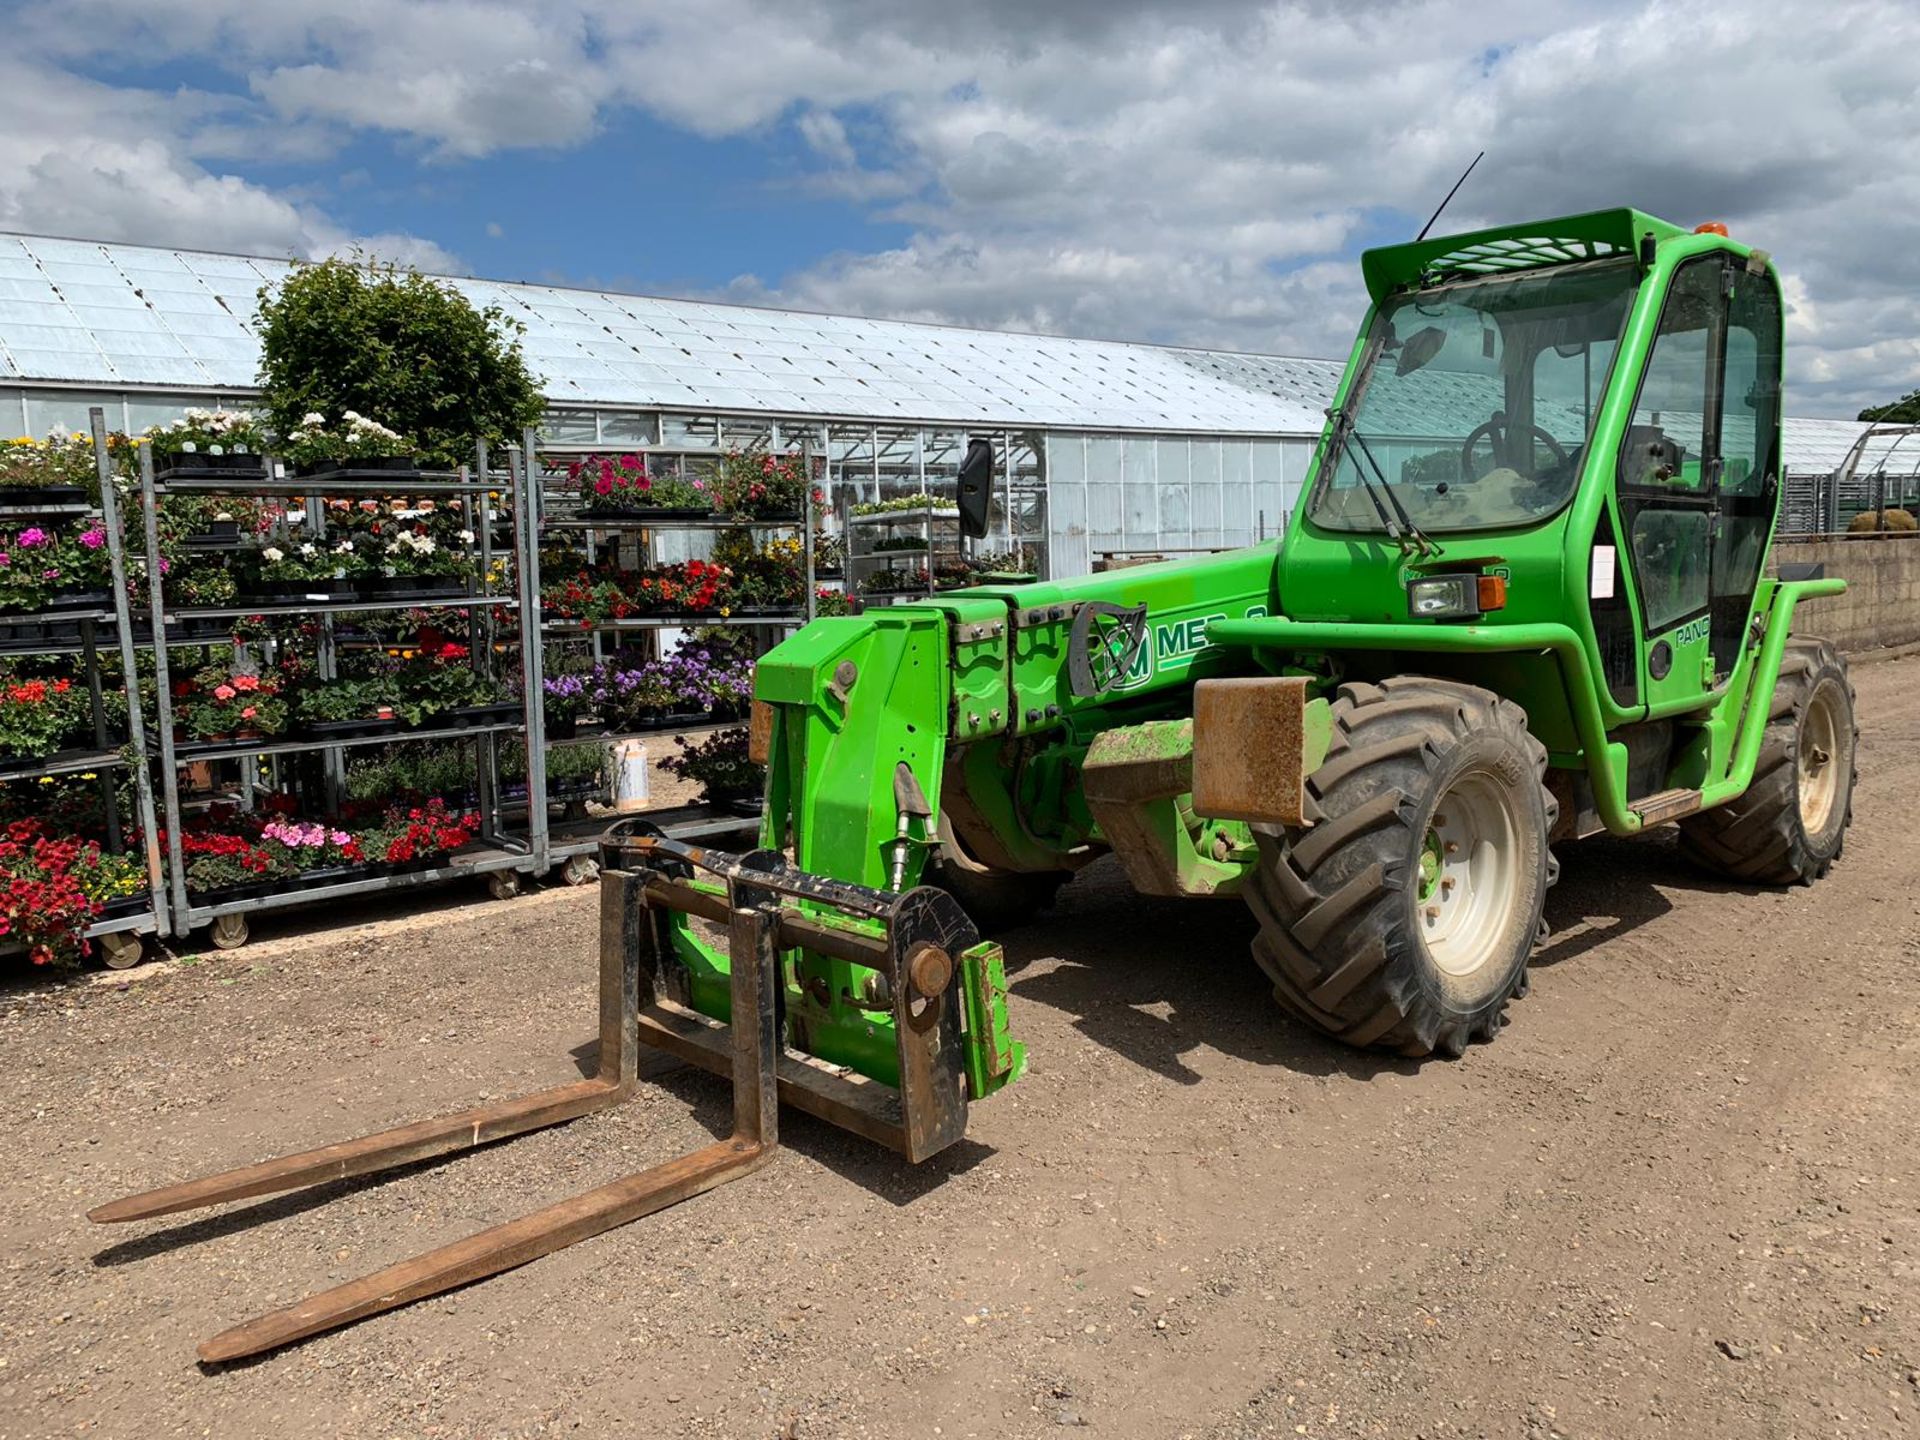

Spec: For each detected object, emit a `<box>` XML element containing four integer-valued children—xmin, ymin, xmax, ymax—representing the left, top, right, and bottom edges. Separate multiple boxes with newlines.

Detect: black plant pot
<box><xmin>156</xmin><ymin>454</ymin><xmax>269</xmax><ymax>482</ymax></box>
<box><xmin>545</xmin><ymin>714</ymin><xmax>579</xmax><ymax>739</ymax></box>
<box><xmin>0</xmin><ymin>485</ymin><xmax>89</xmax><ymax>512</ymax></box>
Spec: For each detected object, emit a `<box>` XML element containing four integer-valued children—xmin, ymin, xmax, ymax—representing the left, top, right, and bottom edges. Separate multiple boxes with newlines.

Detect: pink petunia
<box><xmin>214</xmin><ymin>684</ymin><xmax>236</xmax><ymax>700</ymax></box>
<box><xmin>78</xmin><ymin>528</ymin><xmax>106</xmax><ymax>550</ymax></box>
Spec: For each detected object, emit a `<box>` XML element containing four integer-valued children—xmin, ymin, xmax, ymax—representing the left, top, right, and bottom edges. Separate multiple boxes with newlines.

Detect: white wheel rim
<box><xmin>1798</xmin><ymin>684</ymin><xmax>1843</xmax><ymax>835</ymax></box>
<box><xmin>1416</xmin><ymin>770</ymin><xmax>1525</xmax><ymax>978</ymax></box>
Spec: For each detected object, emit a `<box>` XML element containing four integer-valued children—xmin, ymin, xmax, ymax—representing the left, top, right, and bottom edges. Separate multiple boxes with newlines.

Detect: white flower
<box><xmin>334</xmin><ymin>540</ymin><xmax>355</xmax><ymax>554</ymax></box>
<box><xmin>456</xmin><ymin>529</ymin><xmax>475</xmax><ymax>544</ymax></box>
<box><xmin>302</xmin><ymin>412</ymin><xmax>326</xmax><ymax>426</ymax></box>
<box><xmin>262</xmin><ymin>546</ymin><xmax>284</xmax><ymax>563</ymax></box>
<box><xmin>299</xmin><ymin>543</ymin><xmax>317</xmax><ymax>558</ymax></box>
<box><xmin>343</xmin><ymin>410</ymin><xmax>362</xmax><ymax>423</ymax></box>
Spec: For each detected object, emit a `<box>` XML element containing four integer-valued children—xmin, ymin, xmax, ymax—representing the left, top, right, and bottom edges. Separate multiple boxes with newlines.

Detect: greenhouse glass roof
<box><xmin>0</xmin><ymin>232</ymin><xmax>1338</xmax><ymax>435</ymax></box>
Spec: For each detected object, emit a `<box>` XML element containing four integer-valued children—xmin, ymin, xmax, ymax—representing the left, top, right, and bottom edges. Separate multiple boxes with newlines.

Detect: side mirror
<box><xmin>957</xmin><ymin>436</ymin><xmax>994</xmax><ymax>539</ymax></box>
<box><xmin>1394</xmin><ymin>325</ymin><xmax>1447</xmax><ymax>377</ymax></box>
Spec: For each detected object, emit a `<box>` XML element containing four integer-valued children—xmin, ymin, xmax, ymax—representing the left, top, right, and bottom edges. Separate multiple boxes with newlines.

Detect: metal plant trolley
<box><xmin>0</xmin><ymin>411</ymin><xmax>169</xmax><ymax>967</ymax></box>
<box><xmin>522</xmin><ymin>430</ymin><xmax>820</xmax><ymax>880</ymax></box>
<box><xmin>135</xmin><ymin>439</ymin><xmax>545</xmax><ymax>949</ymax></box>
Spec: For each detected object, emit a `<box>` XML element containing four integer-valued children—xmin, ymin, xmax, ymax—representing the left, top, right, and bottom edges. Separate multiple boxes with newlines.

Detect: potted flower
<box><xmin>0</xmin><ymin>819</ymin><xmax>109</xmax><ymax>966</ymax></box>
<box><xmin>145</xmin><ymin>409</ymin><xmax>270</xmax><ymax>480</ymax></box>
<box><xmin>853</xmin><ymin>492</ymin><xmax>959</xmax><ymax>517</ymax></box>
<box><xmin>388</xmin><ymin>637</ymin><xmax>515</xmax><ymax>728</ymax></box>
<box><xmin>0</xmin><ymin>673</ymin><xmax>88</xmax><ymax>771</ymax></box>
<box><xmin>710</xmin><ymin>449</ymin><xmax>814</xmax><ymax>521</ymax></box>
<box><xmin>295</xmin><ymin>677</ymin><xmax>401</xmax><ymax>739</ymax></box>
<box><xmin>180</xmin><ymin>826</ymin><xmax>287</xmax><ymax>900</ymax></box>
<box><xmin>259</xmin><ymin>817</ymin><xmax>369</xmax><ymax>887</ymax></box>
<box><xmin>570</xmin><ymin>454</ymin><xmax>711</xmax><ymax>518</ymax></box>
<box><xmin>278</xmin><ymin>412</ymin><xmax>419</xmax><ymax>478</ymax></box>
<box><xmin>541</xmin><ymin>671</ymin><xmax>591</xmax><ymax>739</ymax></box>
<box><xmin>180</xmin><ymin>663</ymin><xmax>289</xmax><ymax>743</ymax></box>
<box><xmin>0</xmin><ymin>433</ymin><xmax>98</xmax><ymax>510</ymax></box>
<box><xmin>372</xmin><ymin>525</ymin><xmax>473</xmax><ymax>597</ymax></box>
<box><xmin>660</xmin><ymin>726</ymin><xmax>764</xmax><ymax>809</ymax></box>
<box><xmin>73</xmin><ymin>845</ymin><xmax>150</xmax><ymax>921</ymax></box>
<box><xmin>355</xmin><ymin>799</ymin><xmax>479</xmax><ymax>871</ymax></box>
<box><xmin>241</xmin><ymin>535</ymin><xmax>374</xmax><ymax>602</ymax></box>
<box><xmin>0</xmin><ymin>523</ymin><xmax>114</xmax><ymax>615</ymax></box>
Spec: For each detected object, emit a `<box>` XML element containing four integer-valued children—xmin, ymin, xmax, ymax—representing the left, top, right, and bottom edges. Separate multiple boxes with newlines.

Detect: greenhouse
<box><xmin>2</xmin><ymin>230</ymin><xmax>1917</xmax><ymax>573</ymax></box>
<box><xmin>0</xmin><ymin>232</ymin><xmax>1342</xmax><ymax>580</ymax></box>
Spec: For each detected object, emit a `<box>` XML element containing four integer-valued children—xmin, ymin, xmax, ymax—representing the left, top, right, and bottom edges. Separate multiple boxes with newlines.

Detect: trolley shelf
<box><xmin>167</xmin><ymin>718</ymin><xmax>527</xmax><ymax>764</ymax></box>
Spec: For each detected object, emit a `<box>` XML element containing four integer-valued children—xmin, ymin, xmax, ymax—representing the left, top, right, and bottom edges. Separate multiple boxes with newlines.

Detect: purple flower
<box><xmin>0</xmin><ymin>554</ymin><xmax>9</xmax><ymax>569</ymax></box>
<box><xmin>78</xmin><ymin>527</ymin><xmax>106</xmax><ymax>550</ymax></box>
<box><xmin>16</xmin><ymin>528</ymin><xmax>50</xmax><ymax>548</ymax></box>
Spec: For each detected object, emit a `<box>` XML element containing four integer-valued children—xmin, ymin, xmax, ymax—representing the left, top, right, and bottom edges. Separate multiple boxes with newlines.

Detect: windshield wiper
<box><xmin>1326</xmin><ymin>407</ymin><xmax>1436</xmax><ymax>556</ymax></box>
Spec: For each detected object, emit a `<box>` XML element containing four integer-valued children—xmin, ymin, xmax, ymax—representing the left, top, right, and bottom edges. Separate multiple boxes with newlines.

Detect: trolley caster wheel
<box><xmin>561</xmin><ymin>855</ymin><xmax>600</xmax><ymax>887</ymax></box>
<box><xmin>487</xmin><ymin>871</ymin><xmax>523</xmax><ymax>901</ymax></box>
<box><xmin>210</xmin><ymin>915</ymin><xmax>250</xmax><ymax>951</ymax></box>
<box><xmin>98</xmin><ymin>931</ymin><xmax>146</xmax><ymax>970</ymax></box>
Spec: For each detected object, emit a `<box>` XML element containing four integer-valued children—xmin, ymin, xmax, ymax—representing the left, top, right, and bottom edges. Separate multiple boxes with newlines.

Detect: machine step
<box><xmin>1631</xmin><ymin>787</ymin><xmax>1704</xmax><ymax>826</ymax></box>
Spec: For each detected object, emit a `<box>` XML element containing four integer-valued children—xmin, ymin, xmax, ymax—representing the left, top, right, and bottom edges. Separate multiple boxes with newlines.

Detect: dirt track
<box><xmin>4</xmin><ymin>656</ymin><xmax>1919</xmax><ymax>1440</ymax></box>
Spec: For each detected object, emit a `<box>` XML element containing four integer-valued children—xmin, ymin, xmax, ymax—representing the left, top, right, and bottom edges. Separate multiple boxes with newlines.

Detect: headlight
<box><xmin>1407</xmin><ymin>573</ymin><xmax>1482</xmax><ymax>620</ymax></box>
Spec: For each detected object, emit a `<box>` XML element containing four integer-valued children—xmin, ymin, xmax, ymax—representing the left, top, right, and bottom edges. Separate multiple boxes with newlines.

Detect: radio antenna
<box><xmin>1415</xmin><ymin>151</ymin><xmax>1485</xmax><ymax>243</ymax></box>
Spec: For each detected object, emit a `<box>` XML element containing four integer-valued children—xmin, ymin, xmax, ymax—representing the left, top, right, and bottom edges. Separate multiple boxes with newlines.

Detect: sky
<box><xmin>0</xmin><ymin>0</ymin><xmax>1915</xmax><ymax>419</ymax></box>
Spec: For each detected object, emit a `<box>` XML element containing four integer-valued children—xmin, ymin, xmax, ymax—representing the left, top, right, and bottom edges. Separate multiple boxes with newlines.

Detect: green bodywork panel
<box><xmin>711</xmin><ymin>206</ymin><xmax>1843</xmax><ymax>1099</ymax></box>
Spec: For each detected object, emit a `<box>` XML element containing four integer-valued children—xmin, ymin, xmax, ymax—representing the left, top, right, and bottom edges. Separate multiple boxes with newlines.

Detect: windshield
<box><xmin>1308</xmin><ymin>259</ymin><xmax>1639</xmax><ymax>535</ymax></box>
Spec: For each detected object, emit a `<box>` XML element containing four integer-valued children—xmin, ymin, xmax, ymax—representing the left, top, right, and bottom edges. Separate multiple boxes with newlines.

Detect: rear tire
<box><xmin>1243</xmin><ymin>677</ymin><xmax>1557</xmax><ymax>1058</ymax></box>
<box><xmin>1678</xmin><ymin>636</ymin><xmax>1856</xmax><ymax>885</ymax></box>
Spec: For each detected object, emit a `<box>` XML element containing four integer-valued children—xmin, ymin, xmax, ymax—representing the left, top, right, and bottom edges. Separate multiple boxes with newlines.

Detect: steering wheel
<box><xmin>1460</xmin><ymin>416</ymin><xmax>1568</xmax><ymax>481</ymax></box>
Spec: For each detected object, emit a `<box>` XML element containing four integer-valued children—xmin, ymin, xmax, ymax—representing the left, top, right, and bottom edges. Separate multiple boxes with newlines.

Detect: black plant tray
<box><xmin>359</xmin><ymin>574</ymin><xmax>469</xmax><ymax>598</ymax></box>
<box><xmin>96</xmin><ymin>894</ymin><xmax>153</xmax><ymax>921</ymax></box>
<box><xmin>41</xmin><ymin>590</ymin><xmax>112</xmax><ymax>613</ymax></box>
<box><xmin>239</xmin><ymin>579</ymin><xmax>361</xmax><ymax>602</ymax></box>
<box><xmin>0</xmin><ymin>747</ymin><xmax>113</xmax><ymax>778</ymax></box>
<box><xmin>294</xmin><ymin>457</ymin><xmax>422</xmax><ymax>479</ymax></box>
<box><xmin>0</xmin><ymin>485</ymin><xmax>89</xmax><ymax>512</ymax></box>
<box><xmin>299</xmin><ymin>716</ymin><xmax>402</xmax><ymax>740</ymax></box>
<box><xmin>0</xmin><ymin>618</ymin><xmax>84</xmax><ymax>648</ymax></box>
<box><xmin>157</xmin><ymin>456</ymin><xmax>269</xmax><ymax>482</ymax></box>
<box><xmin>186</xmin><ymin>879</ymin><xmax>277</xmax><ymax>904</ymax></box>
<box><xmin>720</xmin><ymin>796</ymin><xmax>766</xmax><ymax>817</ymax></box>
<box><xmin>579</xmin><ymin>506</ymin><xmax>712</xmax><ymax>522</ymax></box>
<box><xmin>440</xmin><ymin>701</ymin><xmax>522</xmax><ymax>729</ymax></box>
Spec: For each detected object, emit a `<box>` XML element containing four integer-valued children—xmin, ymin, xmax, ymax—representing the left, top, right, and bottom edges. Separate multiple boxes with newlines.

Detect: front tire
<box><xmin>1678</xmin><ymin>636</ymin><xmax>1856</xmax><ymax>884</ymax></box>
<box><xmin>1243</xmin><ymin>678</ymin><xmax>1557</xmax><ymax>1058</ymax></box>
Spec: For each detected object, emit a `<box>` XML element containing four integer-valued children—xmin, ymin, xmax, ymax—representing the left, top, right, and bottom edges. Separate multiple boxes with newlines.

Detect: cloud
<box><xmin>0</xmin><ymin>58</ymin><xmax>459</xmax><ymax>270</ymax></box>
<box><xmin>1</xmin><ymin>0</ymin><xmax>1917</xmax><ymax>415</ymax></box>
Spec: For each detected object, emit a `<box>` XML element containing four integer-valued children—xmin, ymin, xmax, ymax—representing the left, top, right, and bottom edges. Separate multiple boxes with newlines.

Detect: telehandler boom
<box><xmin>95</xmin><ymin>208</ymin><xmax>1856</xmax><ymax>1360</ymax></box>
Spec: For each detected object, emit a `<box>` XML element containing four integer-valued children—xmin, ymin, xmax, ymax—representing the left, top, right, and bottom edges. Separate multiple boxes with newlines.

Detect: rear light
<box><xmin>1407</xmin><ymin>573</ymin><xmax>1482</xmax><ymax>621</ymax></box>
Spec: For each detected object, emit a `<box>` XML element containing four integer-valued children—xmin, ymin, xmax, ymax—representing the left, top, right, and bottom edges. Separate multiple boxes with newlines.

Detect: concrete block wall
<box><xmin>1774</xmin><ymin>535</ymin><xmax>1920</xmax><ymax>652</ymax></box>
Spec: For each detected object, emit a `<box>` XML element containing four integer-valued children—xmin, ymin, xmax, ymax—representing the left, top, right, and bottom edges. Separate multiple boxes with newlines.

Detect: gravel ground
<box><xmin>4</xmin><ymin>658</ymin><xmax>1918</xmax><ymax>1439</ymax></box>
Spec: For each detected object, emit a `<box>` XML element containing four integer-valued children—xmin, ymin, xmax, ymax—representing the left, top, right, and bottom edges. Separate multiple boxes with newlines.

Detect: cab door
<box><xmin>1605</xmin><ymin>251</ymin><xmax>1781</xmax><ymax>709</ymax></box>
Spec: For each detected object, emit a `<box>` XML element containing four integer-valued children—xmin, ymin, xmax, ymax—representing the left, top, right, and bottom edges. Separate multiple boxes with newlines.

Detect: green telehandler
<box><xmin>97</xmin><ymin>208</ymin><xmax>1858</xmax><ymax>1361</ymax></box>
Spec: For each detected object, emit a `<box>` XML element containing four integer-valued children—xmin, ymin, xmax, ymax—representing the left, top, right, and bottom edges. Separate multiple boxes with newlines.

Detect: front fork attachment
<box><xmin>89</xmin><ymin>829</ymin><xmax>980</xmax><ymax>1363</ymax></box>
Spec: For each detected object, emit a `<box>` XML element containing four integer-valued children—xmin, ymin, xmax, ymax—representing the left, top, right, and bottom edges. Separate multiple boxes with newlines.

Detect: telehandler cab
<box><xmin>97</xmin><ymin>208</ymin><xmax>1855</xmax><ymax>1360</ymax></box>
